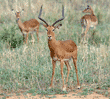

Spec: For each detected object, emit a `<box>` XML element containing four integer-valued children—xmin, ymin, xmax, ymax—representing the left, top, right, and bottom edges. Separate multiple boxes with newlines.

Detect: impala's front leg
<box><xmin>26</xmin><ymin>33</ymin><xmax>29</xmax><ymax>44</ymax></box>
<box><xmin>36</xmin><ymin>26</ymin><xmax>39</xmax><ymax>42</ymax></box>
<box><xmin>22</xmin><ymin>33</ymin><xmax>26</xmax><ymax>44</ymax></box>
<box><xmin>49</xmin><ymin>59</ymin><xmax>56</xmax><ymax>89</ymax></box>
<box><xmin>61</xmin><ymin>60</ymin><xmax>66</xmax><ymax>91</ymax></box>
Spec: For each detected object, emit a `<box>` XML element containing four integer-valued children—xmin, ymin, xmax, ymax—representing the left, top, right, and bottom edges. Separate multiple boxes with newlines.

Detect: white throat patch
<box><xmin>48</xmin><ymin>36</ymin><xmax>52</xmax><ymax>40</ymax></box>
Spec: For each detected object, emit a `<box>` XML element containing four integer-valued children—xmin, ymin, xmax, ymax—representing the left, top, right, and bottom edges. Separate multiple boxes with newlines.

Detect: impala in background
<box><xmin>12</xmin><ymin>9</ymin><xmax>40</xmax><ymax>44</ymax></box>
<box><xmin>81</xmin><ymin>5</ymin><xmax>98</xmax><ymax>38</ymax></box>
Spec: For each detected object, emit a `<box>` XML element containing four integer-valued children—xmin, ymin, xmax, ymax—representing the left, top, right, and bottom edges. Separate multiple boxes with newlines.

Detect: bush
<box><xmin>0</xmin><ymin>25</ymin><xmax>23</xmax><ymax>48</ymax></box>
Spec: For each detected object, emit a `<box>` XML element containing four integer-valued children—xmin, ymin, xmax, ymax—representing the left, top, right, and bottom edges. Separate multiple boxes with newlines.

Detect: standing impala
<box><xmin>81</xmin><ymin>5</ymin><xmax>98</xmax><ymax>37</ymax></box>
<box><xmin>12</xmin><ymin>9</ymin><xmax>40</xmax><ymax>44</ymax></box>
<box><xmin>38</xmin><ymin>5</ymin><xmax>80</xmax><ymax>91</ymax></box>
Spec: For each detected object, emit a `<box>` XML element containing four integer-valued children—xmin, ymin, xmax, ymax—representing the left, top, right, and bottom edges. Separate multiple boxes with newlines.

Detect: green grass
<box><xmin>0</xmin><ymin>0</ymin><xmax>110</xmax><ymax>98</ymax></box>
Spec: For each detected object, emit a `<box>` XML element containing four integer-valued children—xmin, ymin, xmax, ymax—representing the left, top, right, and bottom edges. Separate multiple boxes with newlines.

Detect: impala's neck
<box><xmin>17</xmin><ymin>18</ymin><xmax>24</xmax><ymax>29</ymax></box>
<box><xmin>48</xmin><ymin>37</ymin><xmax>58</xmax><ymax>50</ymax></box>
<box><xmin>90</xmin><ymin>9</ymin><xmax>95</xmax><ymax>16</ymax></box>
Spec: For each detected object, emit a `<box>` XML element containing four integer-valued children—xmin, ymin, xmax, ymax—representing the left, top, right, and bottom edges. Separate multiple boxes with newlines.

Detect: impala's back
<box><xmin>23</xmin><ymin>19</ymin><xmax>40</xmax><ymax>32</ymax></box>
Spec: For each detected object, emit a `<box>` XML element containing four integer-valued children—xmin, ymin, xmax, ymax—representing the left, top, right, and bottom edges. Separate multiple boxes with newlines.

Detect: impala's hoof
<box><xmin>77</xmin><ymin>86</ymin><xmax>81</xmax><ymax>89</ymax></box>
<box><xmin>62</xmin><ymin>87</ymin><xmax>66</xmax><ymax>91</ymax></box>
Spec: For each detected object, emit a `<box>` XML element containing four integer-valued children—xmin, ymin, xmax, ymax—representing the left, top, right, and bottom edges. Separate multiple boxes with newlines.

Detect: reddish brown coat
<box><xmin>38</xmin><ymin>6</ymin><xmax>80</xmax><ymax>91</ymax></box>
<box><xmin>81</xmin><ymin>5</ymin><xmax>98</xmax><ymax>37</ymax></box>
<box><xmin>16</xmin><ymin>12</ymin><xmax>40</xmax><ymax>44</ymax></box>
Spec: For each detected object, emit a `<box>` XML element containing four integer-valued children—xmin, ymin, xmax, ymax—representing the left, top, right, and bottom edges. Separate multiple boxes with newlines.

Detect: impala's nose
<box><xmin>48</xmin><ymin>36</ymin><xmax>52</xmax><ymax>40</ymax></box>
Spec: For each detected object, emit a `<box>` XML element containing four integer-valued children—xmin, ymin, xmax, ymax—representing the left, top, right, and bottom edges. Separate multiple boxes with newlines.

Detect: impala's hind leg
<box><xmin>64</xmin><ymin>61</ymin><xmax>71</xmax><ymax>88</ymax></box>
<box><xmin>60</xmin><ymin>60</ymin><xmax>66</xmax><ymax>91</ymax></box>
<box><xmin>72</xmin><ymin>50</ymin><xmax>80</xmax><ymax>89</ymax></box>
<box><xmin>31</xmin><ymin>33</ymin><xmax>35</xmax><ymax>44</ymax></box>
<box><xmin>81</xmin><ymin>26</ymin><xmax>85</xmax><ymax>37</ymax></box>
<box><xmin>26</xmin><ymin>32</ymin><xmax>29</xmax><ymax>44</ymax></box>
<box><xmin>84</xmin><ymin>21</ymin><xmax>90</xmax><ymax>42</ymax></box>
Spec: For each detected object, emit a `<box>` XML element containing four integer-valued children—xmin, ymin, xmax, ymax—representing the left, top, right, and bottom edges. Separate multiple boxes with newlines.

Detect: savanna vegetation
<box><xmin>0</xmin><ymin>0</ymin><xmax>110</xmax><ymax>98</ymax></box>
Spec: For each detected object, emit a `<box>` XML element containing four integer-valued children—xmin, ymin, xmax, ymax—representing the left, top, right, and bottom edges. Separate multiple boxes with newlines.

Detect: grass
<box><xmin>0</xmin><ymin>0</ymin><xmax>110</xmax><ymax>98</ymax></box>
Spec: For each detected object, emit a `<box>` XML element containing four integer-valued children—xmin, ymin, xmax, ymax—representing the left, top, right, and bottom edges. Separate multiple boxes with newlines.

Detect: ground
<box><xmin>0</xmin><ymin>92</ymin><xmax>109</xmax><ymax>99</ymax></box>
<box><xmin>1</xmin><ymin>89</ymin><xmax>109</xmax><ymax>99</ymax></box>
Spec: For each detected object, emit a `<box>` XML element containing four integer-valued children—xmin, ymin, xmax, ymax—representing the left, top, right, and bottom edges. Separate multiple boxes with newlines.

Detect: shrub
<box><xmin>0</xmin><ymin>25</ymin><xmax>23</xmax><ymax>48</ymax></box>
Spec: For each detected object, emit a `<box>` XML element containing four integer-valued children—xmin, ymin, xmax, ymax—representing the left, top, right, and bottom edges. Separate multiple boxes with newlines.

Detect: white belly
<box><xmin>22</xmin><ymin>30</ymin><xmax>35</xmax><ymax>35</ymax></box>
<box><xmin>53</xmin><ymin>57</ymin><xmax>70</xmax><ymax>61</ymax></box>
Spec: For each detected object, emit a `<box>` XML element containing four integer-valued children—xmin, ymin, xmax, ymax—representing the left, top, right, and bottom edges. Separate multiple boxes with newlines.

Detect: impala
<box><xmin>38</xmin><ymin>5</ymin><xmax>80</xmax><ymax>91</ymax></box>
<box><xmin>12</xmin><ymin>9</ymin><xmax>40</xmax><ymax>44</ymax></box>
<box><xmin>81</xmin><ymin>5</ymin><xmax>98</xmax><ymax>37</ymax></box>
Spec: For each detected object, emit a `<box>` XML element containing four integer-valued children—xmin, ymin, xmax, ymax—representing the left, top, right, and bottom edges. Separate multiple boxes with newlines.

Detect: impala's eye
<box><xmin>52</xmin><ymin>29</ymin><xmax>55</xmax><ymax>31</ymax></box>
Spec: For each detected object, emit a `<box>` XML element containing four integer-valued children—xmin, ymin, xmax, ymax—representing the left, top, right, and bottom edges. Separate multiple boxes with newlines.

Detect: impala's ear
<box><xmin>87</xmin><ymin>5</ymin><xmax>91</xmax><ymax>9</ymax></box>
<box><xmin>55</xmin><ymin>24</ymin><xmax>62</xmax><ymax>29</ymax></box>
<box><xmin>87</xmin><ymin>5</ymin><xmax>89</xmax><ymax>8</ymax></box>
<box><xmin>20</xmin><ymin>9</ymin><xmax>24</xmax><ymax>14</ymax></box>
<box><xmin>11</xmin><ymin>9</ymin><xmax>21</xmax><ymax>15</ymax></box>
<box><xmin>52</xmin><ymin>24</ymin><xmax>62</xmax><ymax>31</ymax></box>
<box><xmin>11</xmin><ymin>9</ymin><xmax>15</xmax><ymax>14</ymax></box>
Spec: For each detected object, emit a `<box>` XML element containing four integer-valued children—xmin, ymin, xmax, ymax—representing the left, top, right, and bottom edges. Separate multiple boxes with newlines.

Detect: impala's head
<box><xmin>83</xmin><ymin>5</ymin><xmax>93</xmax><ymax>13</ymax></box>
<box><xmin>12</xmin><ymin>9</ymin><xmax>24</xmax><ymax>21</ymax></box>
<box><xmin>42</xmin><ymin>24</ymin><xmax>62</xmax><ymax>40</ymax></box>
<box><xmin>38</xmin><ymin>5</ymin><xmax>64</xmax><ymax>41</ymax></box>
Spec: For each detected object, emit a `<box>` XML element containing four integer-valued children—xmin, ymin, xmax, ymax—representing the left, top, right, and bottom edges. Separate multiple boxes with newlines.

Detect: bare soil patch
<box><xmin>0</xmin><ymin>92</ymin><xmax>109</xmax><ymax>99</ymax></box>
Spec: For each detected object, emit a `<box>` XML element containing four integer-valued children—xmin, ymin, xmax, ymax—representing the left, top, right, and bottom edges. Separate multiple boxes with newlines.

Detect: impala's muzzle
<box><xmin>48</xmin><ymin>36</ymin><xmax>52</xmax><ymax>40</ymax></box>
